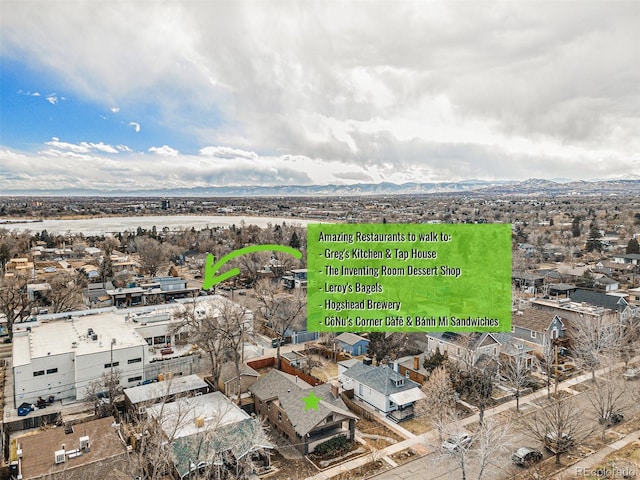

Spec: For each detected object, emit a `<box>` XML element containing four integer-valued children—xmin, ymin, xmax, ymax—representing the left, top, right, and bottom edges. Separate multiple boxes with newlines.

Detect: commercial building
<box><xmin>11</xmin><ymin>296</ymin><xmax>252</xmax><ymax>406</ymax></box>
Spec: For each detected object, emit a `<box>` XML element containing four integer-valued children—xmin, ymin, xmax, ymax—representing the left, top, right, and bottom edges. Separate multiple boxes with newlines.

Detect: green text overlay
<box><xmin>307</xmin><ymin>224</ymin><xmax>512</xmax><ymax>333</ymax></box>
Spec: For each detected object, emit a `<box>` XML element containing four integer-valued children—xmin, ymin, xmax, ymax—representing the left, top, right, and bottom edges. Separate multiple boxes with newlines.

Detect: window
<box><xmin>128</xmin><ymin>358</ymin><xmax>142</xmax><ymax>364</ymax></box>
<box><xmin>104</xmin><ymin>362</ymin><xmax>119</xmax><ymax>368</ymax></box>
<box><xmin>145</xmin><ymin>337</ymin><xmax>152</xmax><ymax>346</ymax></box>
<box><xmin>405</xmin><ymin>370</ymin><xmax>410</xmax><ymax>378</ymax></box>
<box><xmin>128</xmin><ymin>376</ymin><xmax>142</xmax><ymax>383</ymax></box>
<box><xmin>531</xmin><ymin>331</ymin><xmax>537</xmax><ymax>339</ymax></box>
<box><xmin>359</xmin><ymin>384</ymin><xmax>364</xmax><ymax>396</ymax></box>
<box><xmin>153</xmin><ymin>336</ymin><xmax>166</xmax><ymax>345</ymax></box>
<box><xmin>278</xmin><ymin>411</ymin><xmax>282</xmax><ymax>422</ymax></box>
<box><xmin>396</xmin><ymin>379</ymin><xmax>404</xmax><ymax>387</ymax></box>
<box><xmin>33</xmin><ymin>370</ymin><xmax>45</xmax><ymax>377</ymax></box>
<box><xmin>46</xmin><ymin>368</ymin><xmax>58</xmax><ymax>374</ymax></box>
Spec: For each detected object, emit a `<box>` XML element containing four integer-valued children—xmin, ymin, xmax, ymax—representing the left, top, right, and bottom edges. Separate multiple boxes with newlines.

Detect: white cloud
<box><xmin>43</xmin><ymin>138</ymin><xmax>126</xmax><ymax>155</ymax></box>
<box><xmin>199</xmin><ymin>146</ymin><xmax>258</xmax><ymax>160</ymax></box>
<box><xmin>111</xmin><ymin>107</ymin><xmax>120</xmax><ymax>113</ymax></box>
<box><xmin>129</xmin><ymin>122</ymin><xmax>140</xmax><ymax>133</ymax></box>
<box><xmin>46</xmin><ymin>94</ymin><xmax>58</xmax><ymax>104</ymax></box>
<box><xmin>148</xmin><ymin>145</ymin><xmax>179</xmax><ymax>157</ymax></box>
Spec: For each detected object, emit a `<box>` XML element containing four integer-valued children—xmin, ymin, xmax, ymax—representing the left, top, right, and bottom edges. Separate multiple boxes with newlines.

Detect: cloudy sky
<box><xmin>1</xmin><ymin>1</ymin><xmax>638</xmax><ymax>192</ymax></box>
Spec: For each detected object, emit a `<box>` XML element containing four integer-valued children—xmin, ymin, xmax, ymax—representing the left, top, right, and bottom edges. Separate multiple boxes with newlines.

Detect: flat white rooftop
<box><xmin>12</xmin><ymin>296</ymin><xmax>244</xmax><ymax>367</ymax></box>
<box><xmin>124</xmin><ymin>374</ymin><xmax>208</xmax><ymax>405</ymax></box>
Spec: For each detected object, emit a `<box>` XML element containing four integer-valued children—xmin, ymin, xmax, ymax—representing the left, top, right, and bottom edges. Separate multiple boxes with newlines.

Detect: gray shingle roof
<box><xmin>248</xmin><ymin>369</ymin><xmax>310</xmax><ymax>401</ymax></box>
<box><xmin>249</xmin><ymin>370</ymin><xmax>356</xmax><ymax>437</ymax></box>
<box><xmin>570</xmin><ymin>289</ymin><xmax>627</xmax><ymax>311</ymax></box>
<box><xmin>278</xmin><ymin>384</ymin><xmax>357</xmax><ymax>437</ymax></box>
<box><xmin>343</xmin><ymin>363</ymin><xmax>420</xmax><ymax>396</ymax></box>
<box><xmin>219</xmin><ymin>362</ymin><xmax>259</xmax><ymax>384</ymax></box>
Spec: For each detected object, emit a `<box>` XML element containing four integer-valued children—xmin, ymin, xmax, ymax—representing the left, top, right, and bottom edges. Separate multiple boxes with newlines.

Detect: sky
<box><xmin>0</xmin><ymin>0</ymin><xmax>638</xmax><ymax>192</ymax></box>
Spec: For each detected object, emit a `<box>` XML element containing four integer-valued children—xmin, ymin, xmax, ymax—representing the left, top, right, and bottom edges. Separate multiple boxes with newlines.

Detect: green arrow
<box><xmin>202</xmin><ymin>244</ymin><xmax>303</xmax><ymax>290</ymax></box>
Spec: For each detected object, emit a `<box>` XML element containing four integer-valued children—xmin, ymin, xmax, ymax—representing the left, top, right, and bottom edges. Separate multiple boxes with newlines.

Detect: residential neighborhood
<box><xmin>1</xmin><ymin>192</ymin><xmax>640</xmax><ymax>480</ymax></box>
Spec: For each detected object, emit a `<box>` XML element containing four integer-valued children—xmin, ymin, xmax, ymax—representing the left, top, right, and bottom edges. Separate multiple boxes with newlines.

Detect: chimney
<box><xmin>413</xmin><ymin>356</ymin><xmax>420</xmax><ymax>370</ymax></box>
<box><xmin>330</xmin><ymin>383</ymin><xmax>339</xmax><ymax>399</ymax></box>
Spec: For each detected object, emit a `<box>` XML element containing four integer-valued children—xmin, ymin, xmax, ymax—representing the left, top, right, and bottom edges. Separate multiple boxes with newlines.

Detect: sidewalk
<box><xmin>553</xmin><ymin>429</ymin><xmax>640</xmax><ymax>479</ymax></box>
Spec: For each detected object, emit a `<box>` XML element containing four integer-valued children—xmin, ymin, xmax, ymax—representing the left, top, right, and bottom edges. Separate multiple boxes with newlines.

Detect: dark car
<box><xmin>599</xmin><ymin>412</ymin><xmax>624</xmax><ymax>426</ymax></box>
<box><xmin>512</xmin><ymin>447</ymin><xmax>543</xmax><ymax>467</ymax></box>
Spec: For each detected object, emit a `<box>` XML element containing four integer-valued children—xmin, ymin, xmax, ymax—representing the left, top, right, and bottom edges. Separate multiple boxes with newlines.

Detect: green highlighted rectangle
<box><xmin>307</xmin><ymin>223</ymin><xmax>511</xmax><ymax>333</ymax></box>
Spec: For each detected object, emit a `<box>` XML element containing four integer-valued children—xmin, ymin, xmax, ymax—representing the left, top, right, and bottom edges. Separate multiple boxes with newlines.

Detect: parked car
<box><xmin>544</xmin><ymin>432</ymin><xmax>574</xmax><ymax>453</ymax></box>
<box><xmin>599</xmin><ymin>412</ymin><xmax>624</xmax><ymax>426</ymax></box>
<box><xmin>623</xmin><ymin>368</ymin><xmax>639</xmax><ymax>380</ymax></box>
<box><xmin>512</xmin><ymin>447</ymin><xmax>543</xmax><ymax>467</ymax></box>
<box><xmin>442</xmin><ymin>433</ymin><xmax>472</xmax><ymax>453</ymax></box>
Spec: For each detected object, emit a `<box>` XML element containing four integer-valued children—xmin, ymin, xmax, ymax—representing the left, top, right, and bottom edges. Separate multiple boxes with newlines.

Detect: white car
<box><xmin>442</xmin><ymin>433</ymin><xmax>472</xmax><ymax>452</ymax></box>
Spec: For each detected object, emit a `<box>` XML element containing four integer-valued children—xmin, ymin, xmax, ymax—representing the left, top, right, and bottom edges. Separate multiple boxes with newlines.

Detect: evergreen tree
<box><xmin>289</xmin><ymin>231</ymin><xmax>300</xmax><ymax>249</ymax></box>
<box><xmin>585</xmin><ymin>225</ymin><xmax>603</xmax><ymax>252</ymax></box>
<box><xmin>571</xmin><ymin>216</ymin><xmax>581</xmax><ymax>238</ymax></box>
<box><xmin>626</xmin><ymin>238</ymin><xmax>640</xmax><ymax>254</ymax></box>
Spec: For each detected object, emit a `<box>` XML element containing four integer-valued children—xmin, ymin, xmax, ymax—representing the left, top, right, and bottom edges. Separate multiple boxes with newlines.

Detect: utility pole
<box><xmin>554</xmin><ymin>343</ymin><xmax>559</xmax><ymax>396</ymax></box>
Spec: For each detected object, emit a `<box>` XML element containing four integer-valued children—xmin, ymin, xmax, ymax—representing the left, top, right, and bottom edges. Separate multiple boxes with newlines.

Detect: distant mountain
<box><xmin>3</xmin><ymin>178</ymin><xmax>640</xmax><ymax>197</ymax></box>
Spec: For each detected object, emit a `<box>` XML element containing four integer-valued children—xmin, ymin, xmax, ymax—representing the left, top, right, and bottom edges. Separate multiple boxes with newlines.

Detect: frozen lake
<box><xmin>0</xmin><ymin>215</ymin><xmax>319</xmax><ymax>236</ymax></box>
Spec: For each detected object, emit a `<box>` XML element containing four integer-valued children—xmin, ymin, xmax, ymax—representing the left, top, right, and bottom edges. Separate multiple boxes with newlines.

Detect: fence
<box><xmin>341</xmin><ymin>391</ymin><xmax>375</xmax><ymax>421</ymax></box>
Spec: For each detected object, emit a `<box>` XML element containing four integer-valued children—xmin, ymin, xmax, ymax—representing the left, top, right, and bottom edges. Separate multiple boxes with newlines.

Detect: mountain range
<box><xmin>3</xmin><ymin>178</ymin><xmax>640</xmax><ymax>197</ymax></box>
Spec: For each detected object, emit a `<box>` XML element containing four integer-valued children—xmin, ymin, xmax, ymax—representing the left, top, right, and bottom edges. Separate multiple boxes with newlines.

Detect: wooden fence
<box><xmin>341</xmin><ymin>391</ymin><xmax>375</xmax><ymax>421</ymax></box>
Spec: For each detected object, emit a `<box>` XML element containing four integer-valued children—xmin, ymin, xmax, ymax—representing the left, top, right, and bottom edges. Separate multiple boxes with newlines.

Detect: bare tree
<box><xmin>417</xmin><ymin>365</ymin><xmax>457</xmax><ymax>443</ymax></box>
<box><xmin>176</xmin><ymin>299</ymin><xmax>233</xmax><ymax>389</ymax></box>
<box><xmin>255</xmin><ymin>279</ymin><xmax>305</xmax><ymax>369</ymax></box>
<box><xmin>587</xmin><ymin>373</ymin><xmax>630</xmax><ymax>441</ymax></box>
<box><xmin>83</xmin><ymin>369</ymin><xmax>123</xmax><ymax>419</ymax></box>
<box><xmin>135</xmin><ymin>237</ymin><xmax>166</xmax><ymax>277</ymax></box>
<box><xmin>458</xmin><ymin>362</ymin><xmax>496</xmax><ymax>426</ymax></box>
<box><xmin>0</xmin><ymin>273</ymin><xmax>33</xmax><ymax>341</ymax></box>
<box><xmin>437</xmin><ymin>412</ymin><xmax>473</xmax><ymax>480</ymax></box>
<box><xmin>45</xmin><ymin>272</ymin><xmax>85</xmax><ymax>313</ymax></box>
<box><xmin>215</xmin><ymin>300</ymin><xmax>251</xmax><ymax>404</ymax></box>
<box><xmin>472</xmin><ymin>417</ymin><xmax>511</xmax><ymax>480</ymax></box>
<box><xmin>519</xmin><ymin>396</ymin><xmax>592</xmax><ymax>466</ymax></box>
<box><xmin>539</xmin><ymin>337</ymin><xmax>556</xmax><ymax>398</ymax></box>
<box><xmin>500</xmin><ymin>350</ymin><xmax>532</xmax><ymax>412</ymax></box>
<box><xmin>570</xmin><ymin>314</ymin><xmax>620</xmax><ymax>382</ymax></box>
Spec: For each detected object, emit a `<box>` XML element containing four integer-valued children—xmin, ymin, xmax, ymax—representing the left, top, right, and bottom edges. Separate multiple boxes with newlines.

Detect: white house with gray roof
<box><xmin>342</xmin><ymin>362</ymin><xmax>425</xmax><ymax>421</ymax></box>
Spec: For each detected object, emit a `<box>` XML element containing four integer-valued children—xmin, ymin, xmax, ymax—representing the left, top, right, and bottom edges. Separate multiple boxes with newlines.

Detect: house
<box><xmin>341</xmin><ymin>362</ymin><xmax>425</xmax><ymax>422</ymax></box>
<box><xmin>249</xmin><ymin>369</ymin><xmax>357</xmax><ymax>454</ymax></box>
<box><xmin>511</xmin><ymin>309</ymin><xmax>568</xmax><ymax>351</ymax></box>
<box><xmin>146</xmin><ymin>392</ymin><xmax>272</xmax><ymax>480</ymax></box>
<box><xmin>124</xmin><ymin>374</ymin><xmax>210</xmax><ymax>414</ymax></box>
<box><xmin>530</xmin><ymin>295</ymin><xmax>620</xmax><ymax>324</ymax></box>
<box><xmin>570</xmin><ymin>289</ymin><xmax>637</xmax><ymax>321</ymax></box>
<box><xmin>426</xmin><ymin>332</ymin><xmax>502</xmax><ymax>367</ymax></box>
<box><xmin>335</xmin><ymin>332</ymin><xmax>369</xmax><ymax>356</ymax></box>
<box><xmin>396</xmin><ymin>355</ymin><xmax>429</xmax><ymax>385</ymax></box>
<box><xmin>83</xmin><ymin>281</ymin><xmax>115</xmax><ymax>308</ymax></box>
<box><xmin>218</xmin><ymin>362</ymin><xmax>259</xmax><ymax>397</ymax></box>
<box><xmin>611</xmin><ymin>253</ymin><xmax>640</xmax><ymax>265</ymax></box>
<box><xmin>282</xmin><ymin>269</ymin><xmax>307</xmax><ymax>289</ymax></box>
<box><xmin>13</xmin><ymin>416</ymin><xmax>130</xmax><ymax>479</ymax></box>
<box><xmin>337</xmin><ymin>359</ymin><xmax>361</xmax><ymax>383</ymax></box>
<box><xmin>593</xmin><ymin>275</ymin><xmax>620</xmax><ymax>292</ymax></box>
